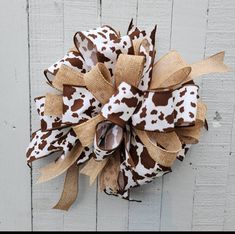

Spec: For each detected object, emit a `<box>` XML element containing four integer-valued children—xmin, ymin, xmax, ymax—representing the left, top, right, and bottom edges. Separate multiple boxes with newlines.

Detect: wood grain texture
<box><xmin>29</xmin><ymin>0</ymin><xmax>65</xmax><ymax>231</ymax></box>
<box><xmin>29</xmin><ymin>0</ymin><xmax>99</xmax><ymax>231</ymax></box>
<box><xmin>101</xmin><ymin>0</ymin><xmax>138</xmax><ymax>35</ymax></box>
<box><xmin>0</xmin><ymin>0</ymin><xmax>31</xmax><ymax>231</ymax></box>
<box><xmin>0</xmin><ymin>0</ymin><xmax>234</xmax><ymax>231</ymax></box>
<box><xmin>195</xmin><ymin>0</ymin><xmax>235</xmax><ymax>231</ymax></box>
<box><xmin>137</xmin><ymin>0</ymin><xmax>173</xmax><ymax>59</ymax></box>
<box><xmin>160</xmin><ymin>0</ymin><xmax>209</xmax><ymax>231</ymax></box>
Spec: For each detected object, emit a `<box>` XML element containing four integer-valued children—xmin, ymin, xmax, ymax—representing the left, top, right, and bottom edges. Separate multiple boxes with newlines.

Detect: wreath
<box><xmin>26</xmin><ymin>20</ymin><xmax>229</xmax><ymax>210</ymax></box>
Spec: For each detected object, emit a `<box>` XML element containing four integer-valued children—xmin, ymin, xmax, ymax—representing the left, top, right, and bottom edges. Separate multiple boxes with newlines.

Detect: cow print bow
<box><xmin>26</xmin><ymin>20</ymin><xmax>229</xmax><ymax>210</ymax></box>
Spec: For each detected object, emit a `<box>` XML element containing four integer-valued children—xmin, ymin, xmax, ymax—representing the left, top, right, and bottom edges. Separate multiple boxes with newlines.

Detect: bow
<box><xmin>26</xmin><ymin>20</ymin><xmax>229</xmax><ymax>210</ymax></box>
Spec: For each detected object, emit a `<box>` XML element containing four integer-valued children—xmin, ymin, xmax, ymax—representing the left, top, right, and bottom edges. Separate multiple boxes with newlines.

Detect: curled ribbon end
<box><xmin>52</xmin><ymin>204</ymin><xmax>69</xmax><ymax>212</ymax></box>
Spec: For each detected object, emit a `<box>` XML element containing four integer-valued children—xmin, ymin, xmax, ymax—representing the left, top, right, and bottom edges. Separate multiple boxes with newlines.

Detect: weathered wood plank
<box><xmin>128</xmin><ymin>0</ymin><xmax>173</xmax><ymax>231</ymax></box>
<box><xmin>137</xmin><ymin>0</ymin><xmax>173</xmax><ymax>58</ymax></box>
<box><xmin>64</xmin><ymin>0</ymin><xmax>101</xmax><ymax>50</ymax></box>
<box><xmin>101</xmin><ymin>0</ymin><xmax>137</xmax><ymax>35</ymax></box>
<box><xmin>30</xmin><ymin>0</ymin><xmax>99</xmax><ymax>231</ymax></box>
<box><xmin>160</xmin><ymin>0</ymin><xmax>209</xmax><ymax>231</ymax></box>
<box><xmin>199</xmin><ymin>0</ymin><xmax>235</xmax><ymax>231</ymax></box>
<box><xmin>0</xmin><ymin>0</ymin><xmax>31</xmax><ymax>231</ymax></box>
<box><xmin>29</xmin><ymin>0</ymin><xmax>65</xmax><ymax>231</ymax></box>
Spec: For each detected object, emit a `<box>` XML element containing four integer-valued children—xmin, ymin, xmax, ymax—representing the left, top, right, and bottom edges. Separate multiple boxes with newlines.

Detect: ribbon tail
<box><xmin>37</xmin><ymin>142</ymin><xmax>83</xmax><ymax>183</ymax></box>
<box><xmin>80</xmin><ymin>157</ymin><xmax>109</xmax><ymax>185</ymax></box>
<box><xmin>186</xmin><ymin>51</ymin><xmax>230</xmax><ymax>82</ymax></box>
<box><xmin>53</xmin><ymin>163</ymin><xmax>79</xmax><ymax>211</ymax></box>
<box><xmin>99</xmin><ymin>151</ymin><xmax>120</xmax><ymax>193</ymax></box>
<box><xmin>127</xmin><ymin>18</ymin><xmax>134</xmax><ymax>34</ymax></box>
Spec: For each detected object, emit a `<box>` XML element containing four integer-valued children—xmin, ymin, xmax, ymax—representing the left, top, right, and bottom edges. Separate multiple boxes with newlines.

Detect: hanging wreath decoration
<box><xmin>26</xmin><ymin>20</ymin><xmax>229</xmax><ymax>210</ymax></box>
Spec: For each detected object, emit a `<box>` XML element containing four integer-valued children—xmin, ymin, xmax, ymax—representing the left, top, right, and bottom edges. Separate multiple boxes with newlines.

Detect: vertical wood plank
<box><xmin>101</xmin><ymin>0</ymin><xmax>138</xmax><ymax>35</ymax></box>
<box><xmin>170</xmin><ymin>0</ymin><xmax>209</xmax><ymax>62</ymax></box>
<box><xmin>63</xmin><ymin>0</ymin><xmax>99</xmax><ymax>230</ymax></box>
<box><xmin>96</xmin><ymin>0</ymin><xmax>137</xmax><ymax>231</ymax></box>
<box><xmin>195</xmin><ymin>0</ymin><xmax>235</xmax><ymax>231</ymax></box>
<box><xmin>160</xmin><ymin>0</ymin><xmax>209</xmax><ymax>231</ymax></box>
<box><xmin>29</xmin><ymin>0</ymin><xmax>65</xmax><ymax>231</ymax></box>
<box><xmin>64</xmin><ymin>0</ymin><xmax>101</xmax><ymax>50</ymax></box>
<box><xmin>30</xmin><ymin>0</ymin><xmax>99</xmax><ymax>231</ymax></box>
<box><xmin>137</xmin><ymin>0</ymin><xmax>173</xmax><ymax>58</ymax></box>
<box><xmin>128</xmin><ymin>0</ymin><xmax>173</xmax><ymax>231</ymax></box>
<box><xmin>0</xmin><ymin>0</ymin><xmax>31</xmax><ymax>231</ymax></box>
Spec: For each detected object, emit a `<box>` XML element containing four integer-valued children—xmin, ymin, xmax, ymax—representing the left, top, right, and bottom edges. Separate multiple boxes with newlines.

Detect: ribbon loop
<box><xmin>94</xmin><ymin>121</ymin><xmax>123</xmax><ymax>161</ymax></box>
<box><xmin>26</xmin><ymin>127</ymin><xmax>70</xmax><ymax>163</ymax></box>
<box><xmin>44</xmin><ymin>50</ymin><xmax>87</xmax><ymax>85</ymax></box>
<box><xmin>84</xmin><ymin>63</ymin><xmax>115</xmax><ymax>104</ymax></box>
<box><xmin>151</xmin><ymin>50</ymin><xmax>191</xmax><ymax>89</ymax></box>
<box><xmin>72</xmin><ymin>114</ymin><xmax>105</xmax><ymax>147</ymax></box>
<box><xmin>52</xmin><ymin>64</ymin><xmax>85</xmax><ymax>91</ymax></box>
<box><xmin>132</xmin><ymin>84</ymin><xmax>199</xmax><ymax>131</ymax></box>
<box><xmin>114</xmin><ymin>54</ymin><xmax>145</xmax><ymax>88</ymax></box>
<box><xmin>135</xmin><ymin>129</ymin><xmax>182</xmax><ymax>167</ymax></box>
<box><xmin>74</xmin><ymin>27</ymin><xmax>134</xmax><ymax>76</ymax></box>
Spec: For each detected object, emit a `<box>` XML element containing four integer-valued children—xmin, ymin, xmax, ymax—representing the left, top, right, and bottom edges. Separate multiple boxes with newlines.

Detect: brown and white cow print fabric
<box><xmin>117</xmin><ymin>128</ymin><xmax>171</xmax><ymax>195</ymax></box>
<box><xmin>177</xmin><ymin>143</ymin><xmax>191</xmax><ymax>161</ymax></box>
<box><xmin>45</xmin><ymin>25</ymin><xmax>119</xmax><ymax>83</ymax></box>
<box><xmin>73</xmin><ymin>25</ymin><xmax>120</xmax><ymax>69</ymax></box>
<box><xmin>26</xmin><ymin>127</ymin><xmax>70</xmax><ymax>163</ymax></box>
<box><xmin>35</xmin><ymin>96</ymin><xmax>65</xmax><ymax>131</ymax></box>
<box><xmin>131</xmin><ymin>84</ymin><xmax>199</xmax><ymax>131</ymax></box>
<box><xmin>95</xmin><ymin>35</ymin><xmax>134</xmax><ymax>77</ymax></box>
<box><xmin>101</xmin><ymin>82</ymin><xmax>198</xmax><ymax>132</ymax></box>
<box><xmin>173</xmin><ymin>85</ymin><xmax>199</xmax><ymax>126</ymax></box>
<box><xmin>74</xmin><ymin>30</ymin><xmax>134</xmax><ymax>77</ymax></box>
<box><xmin>101</xmin><ymin>82</ymin><xmax>142</xmax><ymax>126</ymax></box>
<box><xmin>44</xmin><ymin>51</ymin><xmax>88</xmax><ymax>84</ymax></box>
<box><xmin>77</xmin><ymin>145</ymin><xmax>94</xmax><ymax>165</ymax></box>
<box><xmin>74</xmin><ymin>25</ymin><xmax>119</xmax><ymax>51</ymax></box>
<box><xmin>51</xmin><ymin>128</ymin><xmax>78</xmax><ymax>160</ymax></box>
<box><xmin>62</xmin><ymin>85</ymin><xmax>101</xmax><ymax>125</ymax></box>
<box><xmin>127</xmin><ymin>23</ymin><xmax>157</xmax><ymax>91</ymax></box>
<box><xmin>26</xmin><ymin>127</ymin><xmax>93</xmax><ymax>165</ymax></box>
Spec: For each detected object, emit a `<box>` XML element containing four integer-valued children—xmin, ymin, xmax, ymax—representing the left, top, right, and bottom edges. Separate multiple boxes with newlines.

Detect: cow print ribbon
<box><xmin>26</xmin><ymin>20</ymin><xmax>229</xmax><ymax>210</ymax></box>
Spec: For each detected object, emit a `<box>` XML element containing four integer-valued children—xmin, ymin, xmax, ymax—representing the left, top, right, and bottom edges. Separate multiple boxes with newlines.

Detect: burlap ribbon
<box><xmin>26</xmin><ymin>21</ymin><xmax>229</xmax><ymax>210</ymax></box>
